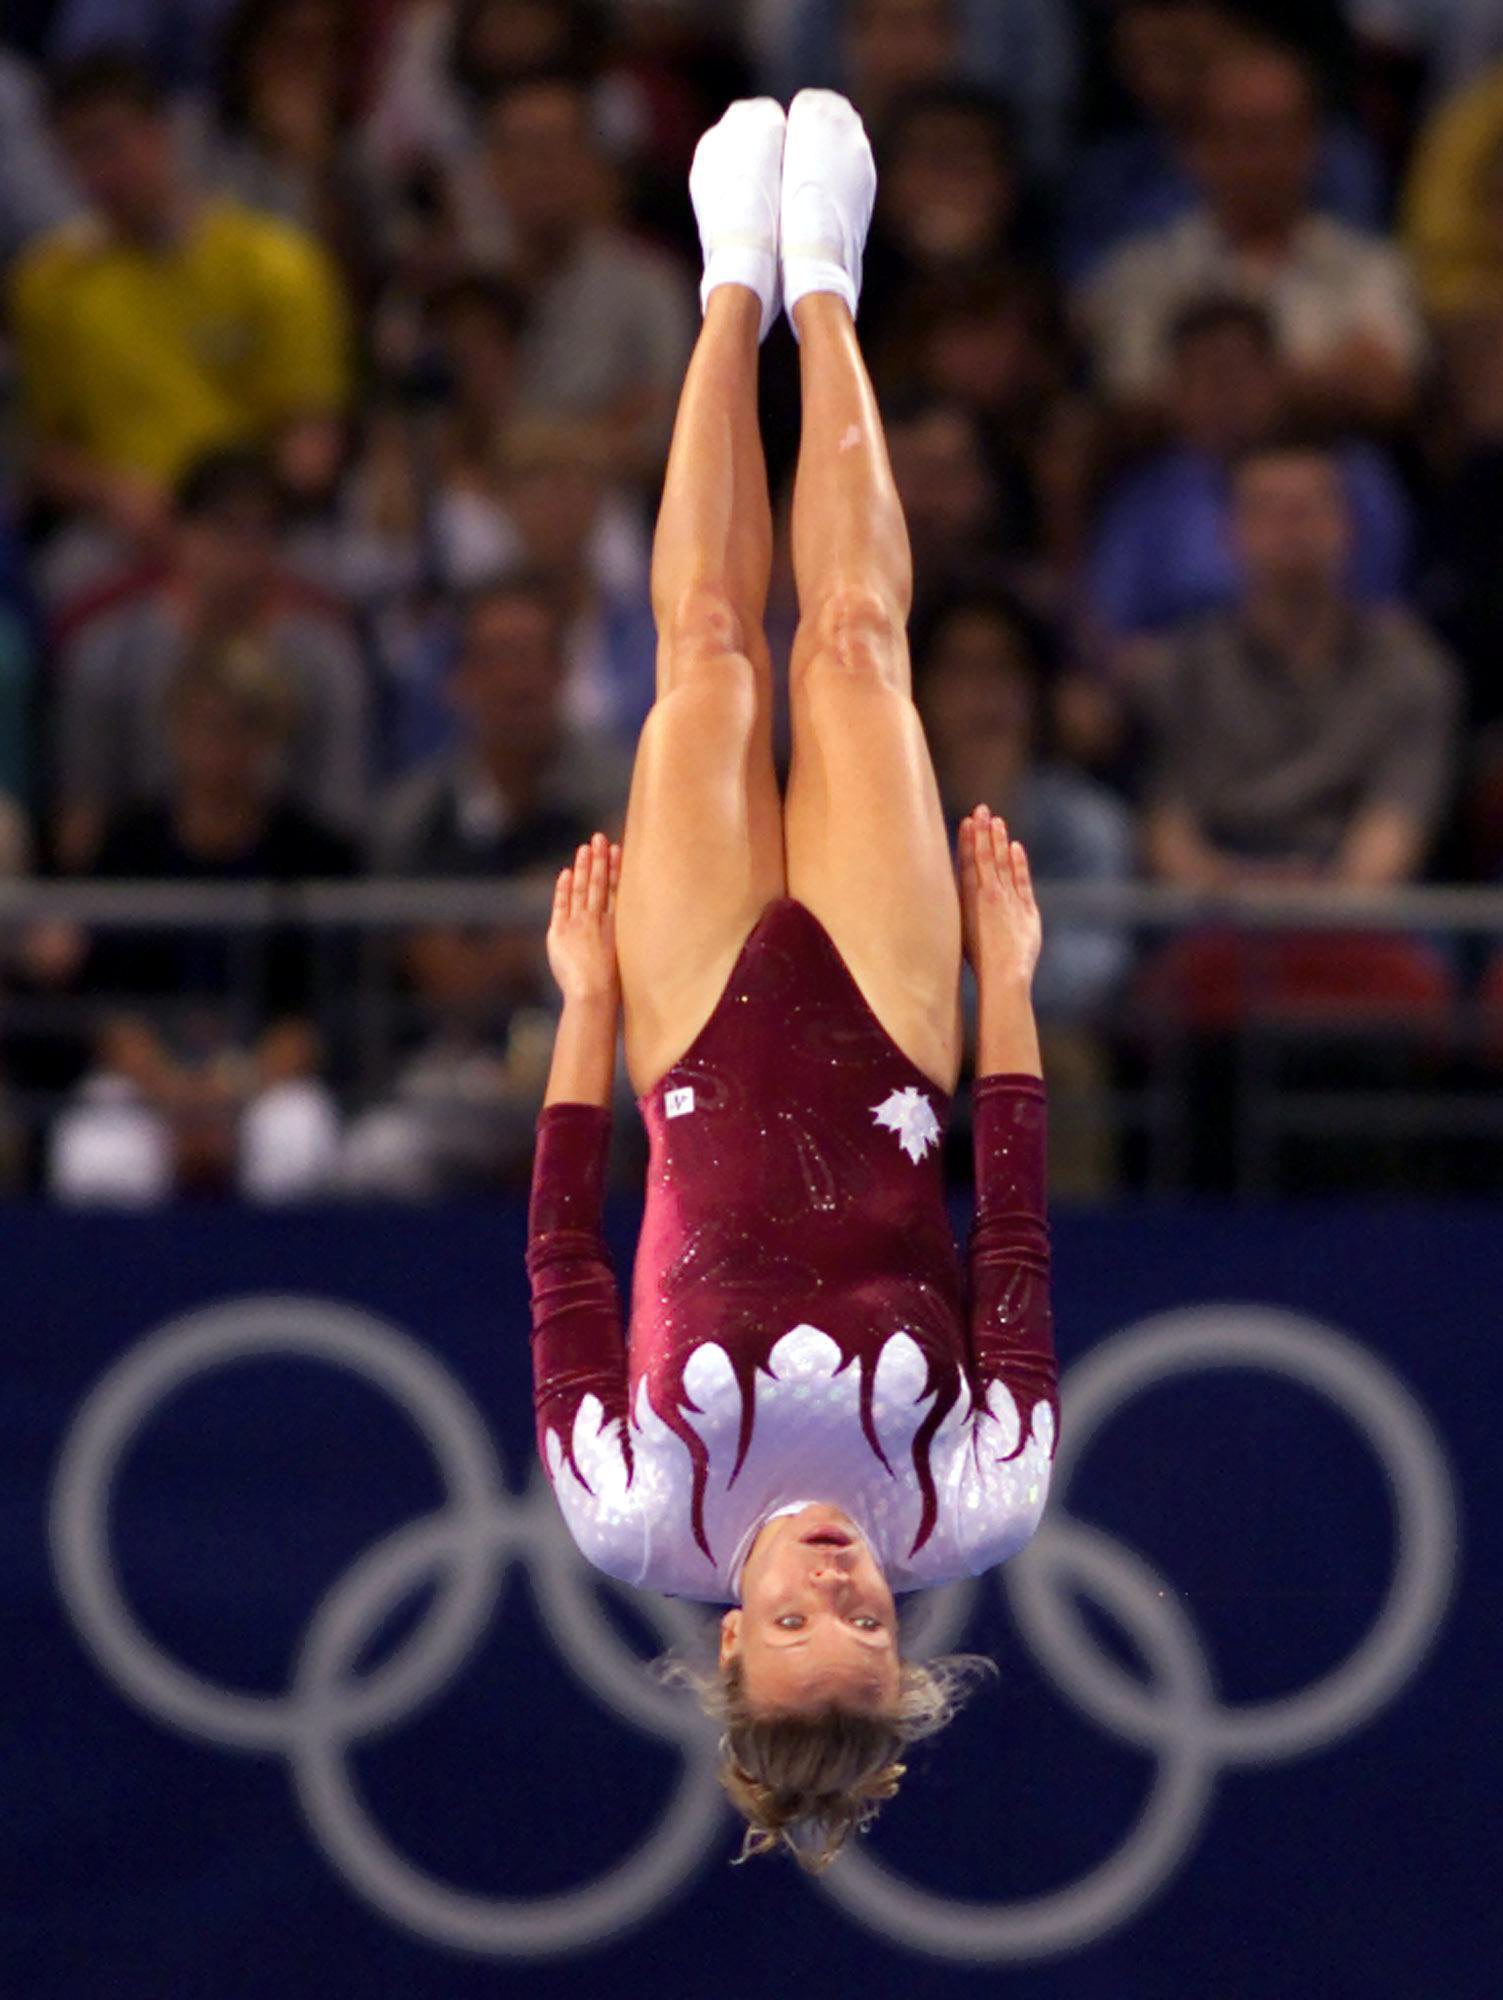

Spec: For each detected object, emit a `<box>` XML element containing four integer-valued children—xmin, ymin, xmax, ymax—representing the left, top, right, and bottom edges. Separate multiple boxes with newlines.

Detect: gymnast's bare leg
<box><xmin>614</xmin><ymin>101</ymin><xmax>787</xmax><ymax>1100</ymax></box>
<box><xmin>778</xmin><ymin>93</ymin><xmax>964</xmax><ymax>1096</ymax></box>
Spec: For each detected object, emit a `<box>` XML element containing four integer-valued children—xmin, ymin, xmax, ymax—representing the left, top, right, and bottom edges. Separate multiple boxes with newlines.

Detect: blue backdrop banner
<box><xmin>3</xmin><ymin>1201</ymin><xmax>1492</xmax><ymax>1999</ymax></box>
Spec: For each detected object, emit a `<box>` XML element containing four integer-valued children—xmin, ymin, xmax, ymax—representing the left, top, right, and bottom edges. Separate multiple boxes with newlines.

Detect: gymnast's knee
<box><xmin>653</xmin><ymin>587</ymin><xmax>760</xmax><ymax>706</ymax></box>
<box><xmin>658</xmin><ymin>584</ymin><xmax>745</xmax><ymax>660</ymax></box>
<box><xmin>793</xmin><ymin>581</ymin><xmax>908</xmax><ymax>692</ymax></box>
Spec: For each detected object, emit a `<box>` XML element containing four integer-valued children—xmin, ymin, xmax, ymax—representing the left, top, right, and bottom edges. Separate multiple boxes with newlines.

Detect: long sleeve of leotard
<box><xmin>525</xmin><ymin>1102</ymin><xmax>633</xmax><ymax>1495</ymax></box>
<box><xmin>965</xmin><ymin>1072</ymin><xmax>1059</xmax><ymax>1458</ymax></box>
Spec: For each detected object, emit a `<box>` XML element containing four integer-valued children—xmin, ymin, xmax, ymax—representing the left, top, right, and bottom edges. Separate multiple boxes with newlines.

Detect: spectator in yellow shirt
<box><xmin>1401</xmin><ymin>60</ymin><xmax>1503</xmax><ymax>322</ymax></box>
<box><xmin>8</xmin><ymin>52</ymin><xmax>351</xmax><ymax>562</ymax></box>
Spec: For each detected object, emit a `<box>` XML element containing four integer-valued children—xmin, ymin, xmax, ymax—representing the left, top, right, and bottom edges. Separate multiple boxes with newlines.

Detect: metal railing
<box><xmin>2</xmin><ymin>877</ymin><xmax>1501</xmax><ymax>1198</ymax></box>
<box><xmin>2</xmin><ymin>875</ymin><xmax>1503</xmax><ymax>929</ymax></box>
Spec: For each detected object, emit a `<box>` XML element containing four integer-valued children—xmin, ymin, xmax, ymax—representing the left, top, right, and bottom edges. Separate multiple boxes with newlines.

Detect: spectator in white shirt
<box><xmin>1079</xmin><ymin>42</ymin><xmax>1426</xmax><ymax>431</ymax></box>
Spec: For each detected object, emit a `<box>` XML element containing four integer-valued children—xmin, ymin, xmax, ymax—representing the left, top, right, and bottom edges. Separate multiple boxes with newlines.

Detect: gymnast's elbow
<box><xmin>968</xmin><ymin>1477</ymin><xmax>1053</xmax><ymax>1576</ymax></box>
<box><xmin>554</xmin><ymin>1491</ymin><xmax>650</xmax><ymax>1588</ymax></box>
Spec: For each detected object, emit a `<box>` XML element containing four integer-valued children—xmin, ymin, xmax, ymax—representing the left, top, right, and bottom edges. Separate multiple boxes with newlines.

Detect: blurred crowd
<box><xmin>2</xmin><ymin>0</ymin><xmax>1503</xmax><ymax>1202</ymax></box>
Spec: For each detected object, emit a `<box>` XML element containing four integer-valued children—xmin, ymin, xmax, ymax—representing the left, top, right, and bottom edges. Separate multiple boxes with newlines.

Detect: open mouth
<box><xmin>800</xmin><ymin>1530</ymin><xmax>852</xmax><ymax>1548</ymax></box>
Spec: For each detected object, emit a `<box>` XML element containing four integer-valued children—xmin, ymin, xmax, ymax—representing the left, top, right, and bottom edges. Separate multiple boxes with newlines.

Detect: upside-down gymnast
<box><xmin>526</xmin><ymin>91</ymin><xmax>1058</xmax><ymax>1873</ymax></box>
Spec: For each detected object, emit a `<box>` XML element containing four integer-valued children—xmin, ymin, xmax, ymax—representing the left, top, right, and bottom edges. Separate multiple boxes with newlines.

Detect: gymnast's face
<box><xmin>720</xmin><ymin>1505</ymin><xmax>901</xmax><ymax>1714</ymax></box>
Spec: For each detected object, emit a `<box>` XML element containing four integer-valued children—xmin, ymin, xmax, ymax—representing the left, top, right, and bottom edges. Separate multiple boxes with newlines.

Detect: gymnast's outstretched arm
<box><xmin>957</xmin><ymin>805</ymin><xmax>1058</xmax><ymax>1451</ymax></box>
<box><xmin>528</xmin><ymin>834</ymin><xmax>634</xmax><ymax>1501</ymax></box>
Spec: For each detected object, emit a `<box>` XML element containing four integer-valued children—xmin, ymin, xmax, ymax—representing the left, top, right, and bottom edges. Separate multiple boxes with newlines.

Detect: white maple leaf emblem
<box><xmin>871</xmin><ymin>1085</ymin><xmax>941</xmax><ymax>1163</ymax></box>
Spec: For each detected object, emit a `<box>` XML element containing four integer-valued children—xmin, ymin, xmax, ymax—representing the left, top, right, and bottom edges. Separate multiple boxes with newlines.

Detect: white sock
<box><xmin>689</xmin><ymin>97</ymin><xmax>786</xmax><ymax>343</ymax></box>
<box><xmin>780</xmin><ymin>89</ymin><xmax>876</xmax><ymax>338</ymax></box>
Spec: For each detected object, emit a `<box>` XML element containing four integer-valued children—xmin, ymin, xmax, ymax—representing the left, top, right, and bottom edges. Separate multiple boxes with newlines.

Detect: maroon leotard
<box><xmin>527</xmin><ymin>896</ymin><xmax>1058</xmax><ymax>1602</ymax></box>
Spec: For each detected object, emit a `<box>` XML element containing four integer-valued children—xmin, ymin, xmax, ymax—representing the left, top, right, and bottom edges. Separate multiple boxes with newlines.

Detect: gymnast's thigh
<box><xmin>782</xmin><ymin>622</ymin><xmax>962</xmax><ymax>1096</ymax></box>
<box><xmin>614</xmin><ymin>627</ymin><xmax>786</xmax><ymax>1099</ymax></box>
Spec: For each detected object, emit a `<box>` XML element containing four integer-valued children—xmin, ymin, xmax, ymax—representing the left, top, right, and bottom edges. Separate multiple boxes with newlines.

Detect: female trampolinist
<box><xmin>526</xmin><ymin>91</ymin><xmax>1057</xmax><ymax>1873</ymax></box>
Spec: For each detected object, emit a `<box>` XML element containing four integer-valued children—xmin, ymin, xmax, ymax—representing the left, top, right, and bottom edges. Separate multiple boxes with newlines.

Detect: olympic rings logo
<box><xmin>49</xmin><ymin>1299</ymin><xmax>727</xmax><ymax>1958</ymax></box>
<box><xmin>49</xmin><ymin>1297</ymin><xmax>1458</xmax><ymax>1963</ymax></box>
<box><xmin>819</xmin><ymin>1306</ymin><xmax>1459</xmax><ymax>1960</ymax></box>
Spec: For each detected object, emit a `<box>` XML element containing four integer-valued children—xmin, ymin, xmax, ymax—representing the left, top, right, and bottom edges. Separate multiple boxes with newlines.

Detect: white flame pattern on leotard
<box><xmin>544</xmin><ymin>1322</ymin><xmax>1054</xmax><ymax>1603</ymax></box>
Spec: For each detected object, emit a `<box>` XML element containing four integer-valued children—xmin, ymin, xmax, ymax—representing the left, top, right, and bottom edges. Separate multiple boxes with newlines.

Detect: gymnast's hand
<box><xmin>546</xmin><ymin>833</ymin><xmax>623</xmax><ymax>1006</ymax></box>
<box><xmin>957</xmin><ymin>805</ymin><xmax>1041</xmax><ymax>988</ymax></box>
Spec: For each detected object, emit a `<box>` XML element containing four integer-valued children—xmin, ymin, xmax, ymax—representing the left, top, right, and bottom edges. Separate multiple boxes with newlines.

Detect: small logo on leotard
<box><xmin>871</xmin><ymin>1086</ymin><xmax>941</xmax><ymax>1162</ymax></box>
<box><xmin>665</xmin><ymin>1086</ymin><xmax>696</xmax><ymax>1118</ymax></box>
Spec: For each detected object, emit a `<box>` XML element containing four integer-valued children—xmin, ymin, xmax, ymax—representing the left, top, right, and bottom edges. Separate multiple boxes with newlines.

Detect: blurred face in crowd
<box><xmin>720</xmin><ymin>1505</ymin><xmax>901</xmax><ymax>1716</ymax></box>
<box><xmin>1190</xmin><ymin>49</ymin><xmax>1320</xmax><ymax>240</ymax></box>
<box><xmin>505</xmin><ymin>444</ymin><xmax>603</xmax><ymax>573</ymax></box>
<box><xmin>168</xmin><ymin>680</ymin><xmax>287</xmax><ymax>810</ymax></box>
<box><xmin>452</xmin><ymin>590</ymin><xmax>564</xmax><ymax>765</ymax></box>
<box><xmin>882</xmin><ymin>104</ymin><xmax>1019</xmax><ymax>263</ymax></box>
<box><xmin>243</xmin><ymin>0</ymin><xmax>343</xmax><ymax>97</ymax></box>
<box><xmin>917</xmin><ymin>607</ymin><xmax>1040</xmax><ymax>814</ymax></box>
<box><xmin>175</xmin><ymin>492</ymin><xmax>281</xmax><ymax>618</ymax></box>
<box><xmin>458</xmin><ymin>0</ymin><xmax>575</xmax><ymax>86</ymax></box>
<box><xmin>487</xmin><ymin>81</ymin><xmax>601</xmax><ymax>245</ymax></box>
<box><xmin>844</xmin><ymin>0</ymin><xmax>958</xmax><ymax>121</ymax></box>
<box><xmin>1232</xmin><ymin>450</ymin><xmax>1351</xmax><ymax>602</ymax></box>
<box><xmin>1113</xmin><ymin>0</ymin><xmax>1239</xmax><ymax>129</ymax></box>
<box><xmin>55</xmin><ymin>94</ymin><xmax>176</xmax><ymax>237</ymax></box>
<box><xmin>921</xmin><ymin>292</ymin><xmax>1045</xmax><ymax>415</ymax></box>
<box><xmin>1169</xmin><ymin>315</ymin><xmax>1283</xmax><ymax>456</ymax></box>
<box><xmin>886</xmin><ymin>406</ymin><xmax>993</xmax><ymax>555</ymax></box>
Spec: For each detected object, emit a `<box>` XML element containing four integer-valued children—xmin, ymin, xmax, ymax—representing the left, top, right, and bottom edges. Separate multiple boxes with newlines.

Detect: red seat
<box><xmin>1134</xmin><ymin>929</ymin><xmax>1455</xmax><ymax>1037</ymax></box>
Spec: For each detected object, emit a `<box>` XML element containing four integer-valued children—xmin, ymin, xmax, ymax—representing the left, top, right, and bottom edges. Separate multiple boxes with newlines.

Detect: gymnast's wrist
<box><xmin>975</xmin><ymin>960</ymin><xmax>1035</xmax><ymax>1003</ymax></box>
<box><xmin>558</xmin><ymin>982</ymin><xmax>619</xmax><ymax>1015</ymax></box>
<box><xmin>975</xmin><ymin>975</ymin><xmax>1042</xmax><ymax>1078</ymax></box>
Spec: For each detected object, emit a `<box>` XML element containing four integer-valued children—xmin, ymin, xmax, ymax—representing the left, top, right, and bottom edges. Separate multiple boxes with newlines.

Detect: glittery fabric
<box><xmin>526</xmin><ymin>896</ymin><xmax>1058</xmax><ymax>1603</ymax></box>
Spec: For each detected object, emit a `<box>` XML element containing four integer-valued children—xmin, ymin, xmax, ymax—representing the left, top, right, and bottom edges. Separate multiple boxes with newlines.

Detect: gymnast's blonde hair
<box><xmin>651</xmin><ymin>1640</ymin><xmax>998</xmax><ymax>1874</ymax></box>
